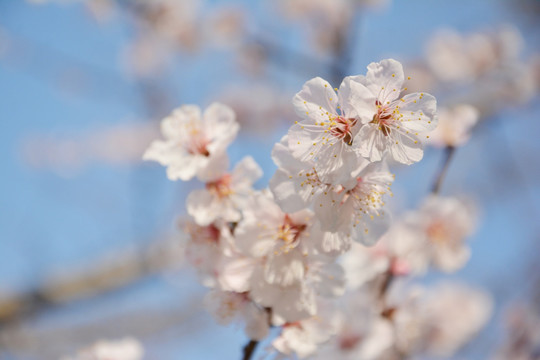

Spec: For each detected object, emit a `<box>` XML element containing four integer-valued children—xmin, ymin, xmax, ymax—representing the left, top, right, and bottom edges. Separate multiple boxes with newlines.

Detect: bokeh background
<box><xmin>1</xmin><ymin>0</ymin><xmax>540</xmax><ymax>358</ymax></box>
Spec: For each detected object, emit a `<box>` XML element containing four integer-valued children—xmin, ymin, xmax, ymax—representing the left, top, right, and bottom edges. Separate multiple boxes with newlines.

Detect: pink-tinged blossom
<box><xmin>186</xmin><ymin>156</ymin><xmax>262</xmax><ymax>226</ymax></box>
<box><xmin>351</xmin><ymin>59</ymin><xmax>438</xmax><ymax>164</ymax></box>
<box><xmin>427</xmin><ymin>104</ymin><xmax>479</xmax><ymax>147</ymax></box>
<box><xmin>389</xmin><ymin>282</ymin><xmax>492</xmax><ymax>358</ymax></box>
<box><xmin>272</xmin><ymin>305</ymin><xmax>340</xmax><ymax>359</ymax></box>
<box><xmin>182</xmin><ymin>220</ymin><xmax>235</xmax><ymax>288</ymax></box>
<box><xmin>314</xmin><ymin>162</ymin><xmax>394</xmax><ymax>246</ymax></box>
<box><xmin>387</xmin><ymin>195</ymin><xmax>476</xmax><ymax>274</ymax></box>
<box><xmin>270</xmin><ymin>135</ymin><xmax>331</xmax><ymax>214</ymax></box>
<box><xmin>234</xmin><ymin>191</ymin><xmax>324</xmax><ymax>286</ymax></box>
<box><xmin>60</xmin><ymin>338</ymin><xmax>143</xmax><ymax>360</ymax></box>
<box><xmin>249</xmin><ymin>256</ymin><xmax>345</xmax><ymax>324</ymax></box>
<box><xmin>143</xmin><ymin>103</ymin><xmax>239</xmax><ymax>181</ymax></box>
<box><xmin>341</xmin><ymin>242</ymin><xmax>391</xmax><ymax>290</ymax></box>
<box><xmin>315</xmin><ymin>295</ymin><xmax>394</xmax><ymax>360</ymax></box>
<box><xmin>288</xmin><ymin>76</ymin><xmax>374</xmax><ymax>184</ymax></box>
<box><xmin>204</xmin><ymin>289</ymin><xmax>269</xmax><ymax>341</ymax></box>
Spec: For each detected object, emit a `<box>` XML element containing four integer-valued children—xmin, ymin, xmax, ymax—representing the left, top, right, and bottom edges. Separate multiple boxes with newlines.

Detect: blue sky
<box><xmin>0</xmin><ymin>0</ymin><xmax>539</xmax><ymax>358</ymax></box>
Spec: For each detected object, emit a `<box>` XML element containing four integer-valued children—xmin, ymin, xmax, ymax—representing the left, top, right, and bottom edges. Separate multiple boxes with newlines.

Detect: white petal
<box><xmin>365</xmin><ymin>59</ymin><xmax>405</xmax><ymax>103</ymax></box>
<box><xmin>265</xmin><ymin>250</ymin><xmax>305</xmax><ymax>286</ymax></box>
<box><xmin>355</xmin><ymin>124</ymin><xmax>387</xmax><ymax>163</ymax></box>
<box><xmin>339</xmin><ymin>76</ymin><xmax>377</xmax><ymax>123</ymax></box>
<box><xmin>293</xmin><ymin>77</ymin><xmax>338</xmax><ymax>122</ymax></box>
<box><xmin>203</xmin><ymin>102</ymin><xmax>239</xmax><ymax>154</ymax></box>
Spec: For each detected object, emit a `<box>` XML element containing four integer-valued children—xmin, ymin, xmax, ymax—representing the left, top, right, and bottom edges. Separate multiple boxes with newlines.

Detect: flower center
<box><xmin>426</xmin><ymin>220</ymin><xmax>451</xmax><ymax>245</ymax></box>
<box><xmin>329</xmin><ymin>116</ymin><xmax>357</xmax><ymax>145</ymax></box>
<box><xmin>276</xmin><ymin>215</ymin><xmax>306</xmax><ymax>250</ymax></box>
<box><xmin>371</xmin><ymin>101</ymin><xmax>393</xmax><ymax>136</ymax></box>
<box><xmin>186</xmin><ymin>132</ymin><xmax>210</xmax><ymax>156</ymax></box>
<box><xmin>339</xmin><ymin>333</ymin><xmax>362</xmax><ymax>351</ymax></box>
<box><xmin>206</xmin><ymin>174</ymin><xmax>233</xmax><ymax>198</ymax></box>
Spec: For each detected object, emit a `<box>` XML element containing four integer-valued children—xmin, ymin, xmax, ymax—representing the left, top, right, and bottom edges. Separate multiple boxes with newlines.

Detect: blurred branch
<box><xmin>431</xmin><ymin>146</ymin><xmax>456</xmax><ymax>194</ymax></box>
<box><xmin>242</xmin><ymin>339</ymin><xmax>259</xmax><ymax>360</ymax></box>
<box><xmin>0</xmin><ymin>238</ymin><xmax>182</xmax><ymax>326</ymax></box>
<box><xmin>0</xmin><ymin>295</ymin><xmax>205</xmax><ymax>358</ymax></box>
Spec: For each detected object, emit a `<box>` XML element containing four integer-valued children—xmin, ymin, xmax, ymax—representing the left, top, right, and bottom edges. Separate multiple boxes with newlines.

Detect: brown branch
<box><xmin>0</xmin><ymin>239</ymin><xmax>181</xmax><ymax>326</ymax></box>
<box><xmin>242</xmin><ymin>339</ymin><xmax>259</xmax><ymax>360</ymax></box>
<box><xmin>431</xmin><ymin>146</ymin><xmax>456</xmax><ymax>194</ymax></box>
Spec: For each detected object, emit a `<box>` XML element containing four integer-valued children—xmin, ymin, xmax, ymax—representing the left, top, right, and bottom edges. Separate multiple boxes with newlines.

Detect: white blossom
<box><xmin>389</xmin><ymin>282</ymin><xmax>492</xmax><ymax>357</ymax></box>
<box><xmin>288</xmin><ymin>76</ymin><xmax>372</xmax><ymax>184</ymax></box>
<box><xmin>387</xmin><ymin>195</ymin><xmax>476</xmax><ymax>274</ymax></box>
<box><xmin>313</xmin><ymin>161</ymin><xmax>394</xmax><ymax>246</ymax></box>
<box><xmin>186</xmin><ymin>156</ymin><xmax>262</xmax><ymax>226</ymax></box>
<box><xmin>351</xmin><ymin>59</ymin><xmax>438</xmax><ymax>164</ymax></box>
<box><xmin>143</xmin><ymin>103</ymin><xmax>239</xmax><ymax>181</ymax></box>
<box><xmin>427</xmin><ymin>104</ymin><xmax>479</xmax><ymax>147</ymax></box>
<box><xmin>204</xmin><ymin>289</ymin><xmax>269</xmax><ymax>341</ymax></box>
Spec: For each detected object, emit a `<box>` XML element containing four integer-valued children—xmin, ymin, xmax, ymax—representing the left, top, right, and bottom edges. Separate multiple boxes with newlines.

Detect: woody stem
<box><xmin>431</xmin><ymin>146</ymin><xmax>456</xmax><ymax>194</ymax></box>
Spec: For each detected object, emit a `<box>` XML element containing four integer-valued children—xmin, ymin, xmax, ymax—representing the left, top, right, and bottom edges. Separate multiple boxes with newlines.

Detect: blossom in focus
<box><xmin>186</xmin><ymin>156</ymin><xmax>262</xmax><ymax>226</ymax></box>
<box><xmin>234</xmin><ymin>191</ymin><xmax>323</xmax><ymax>286</ymax></box>
<box><xmin>352</xmin><ymin>59</ymin><xmax>438</xmax><ymax>164</ymax></box>
<box><xmin>60</xmin><ymin>338</ymin><xmax>143</xmax><ymax>360</ymax></box>
<box><xmin>426</xmin><ymin>104</ymin><xmax>479</xmax><ymax>147</ymax></box>
<box><xmin>288</xmin><ymin>76</ymin><xmax>371</xmax><ymax>184</ymax></box>
<box><xmin>313</xmin><ymin>161</ymin><xmax>394</xmax><ymax>246</ymax></box>
<box><xmin>143</xmin><ymin>103</ymin><xmax>239</xmax><ymax>181</ymax></box>
<box><xmin>249</xmin><ymin>255</ymin><xmax>345</xmax><ymax>324</ymax></box>
<box><xmin>386</xmin><ymin>195</ymin><xmax>477</xmax><ymax>274</ymax></box>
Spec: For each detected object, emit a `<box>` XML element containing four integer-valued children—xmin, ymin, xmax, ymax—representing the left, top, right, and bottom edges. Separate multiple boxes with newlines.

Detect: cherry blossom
<box><xmin>272</xmin><ymin>304</ymin><xmax>340</xmax><ymax>359</ymax></box>
<box><xmin>204</xmin><ymin>289</ymin><xmax>270</xmax><ymax>341</ymax></box>
<box><xmin>427</xmin><ymin>104</ymin><xmax>479</xmax><ymax>147</ymax></box>
<box><xmin>288</xmin><ymin>76</ymin><xmax>374</xmax><ymax>184</ymax></box>
<box><xmin>387</xmin><ymin>195</ymin><xmax>476</xmax><ymax>274</ymax></box>
<box><xmin>315</xmin><ymin>296</ymin><xmax>394</xmax><ymax>360</ymax></box>
<box><xmin>313</xmin><ymin>161</ymin><xmax>394</xmax><ymax>246</ymax></box>
<box><xmin>249</xmin><ymin>255</ymin><xmax>345</xmax><ymax>324</ymax></box>
<box><xmin>143</xmin><ymin>103</ymin><xmax>239</xmax><ymax>181</ymax></box>
<box><xmin>351</xmin><ymin>59</ymin><xmax>438</xmax><ymax>164</ymax></box>
<box><xmin>234</xmin><ymin>191</ymin><xmax>323</xmax><ymax>286</ymax></box>
<box><xmin>389</xmin><ymin>282</ymin><xmax>492</xmax><ymax>358</ymax></box>
<box><xmin>186</xmin><ymin>156</ymin><xmax>262</xmax><ymax>226</ymax></box>
<box><xmin>182</xmin><ymin>219</ymin><xmax>234</xmax><ymax>287</ymax></box>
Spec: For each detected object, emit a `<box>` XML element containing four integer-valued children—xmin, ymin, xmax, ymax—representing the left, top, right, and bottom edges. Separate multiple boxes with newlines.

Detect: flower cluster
<box><xmin>143</xmin><ymin>59</ymin><xmax>491</xmax><ymax>359</ymax></box>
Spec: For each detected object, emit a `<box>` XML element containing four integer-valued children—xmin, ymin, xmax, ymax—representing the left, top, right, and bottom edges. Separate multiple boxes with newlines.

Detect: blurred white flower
<box><xmin>426</xmin><ymin>104</ymin><xmax>479</xmax><ymax>147</ymax></box>
<box><xmin>315</xmin><ymin>295</ymin><xmax>394</xmax><ymax>360</ymax></box>
<box><xmin>387</xmin><ymin>195</ymin><xmax>477</xmax><ymax>274</ymax></box>
<box><xmin>60</xmin><ymin>338</ymin><xmax>143</xmax><ymax>360</ymax></box>
<box><xmin>186</xmin><ymin>156</ymin><xmax>262</xmax><ymax>226</ymax></box>
<box><xmin>272</xmin><ymin>306</ymin><xmax>340</xmax><ymax>359</ymax></box>
<box><xmin>143</xmin><ymin>103</ymin><xmax>239</xmax><ymax>181</ymax></box>
<box><xmin>204</xmin><ymin>289</ymin><xmax>269</xmax><ymax>341</ymax></box>
<box><xmin>390</xmin><ymin>282</ymin><xmax>492</xmax><ymax>357</ymax></box>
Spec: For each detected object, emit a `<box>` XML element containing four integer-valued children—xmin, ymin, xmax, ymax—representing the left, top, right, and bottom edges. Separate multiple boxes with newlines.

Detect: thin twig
<box><xmin>431</xmin><ymin>146</ymin><xmax>456</xmax><ymax>194</ymax></box>
<box><xmin>242</xmin><ymin>339</ymin><xmax>259</xmax><ymax>360</ymax></box>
